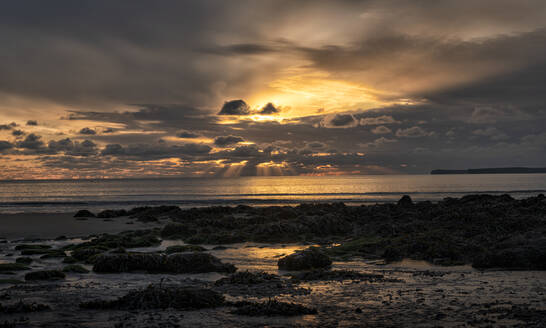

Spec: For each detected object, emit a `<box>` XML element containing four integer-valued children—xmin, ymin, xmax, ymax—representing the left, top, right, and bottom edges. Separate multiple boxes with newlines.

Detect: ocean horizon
<box><xmin>1</xmin><ymin>173</ymin><xmax>545</xmax><ymax>214</ymax></box>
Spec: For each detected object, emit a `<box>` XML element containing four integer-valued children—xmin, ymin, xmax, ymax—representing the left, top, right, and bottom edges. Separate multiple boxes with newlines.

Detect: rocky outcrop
<box><xmin>277</xmin><ymin>247</ymin><xmax>332</xmax><ymax>271</ymax></box>
<box><xmin>93</xmin><ymin>252</ymin><xmax>236</xmax><ymax>274</ymax></box>
<box><xmin>80</xmin><ymin>284</ymin><xmax>224</xmax><ymax>310</ymax></box>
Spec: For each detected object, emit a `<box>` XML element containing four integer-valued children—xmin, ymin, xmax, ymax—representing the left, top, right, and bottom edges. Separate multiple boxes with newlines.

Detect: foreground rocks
<box><xmin>80</xmin><ymin>284</ymin><xmax>224</xmax><ymax>310</ymax></box>
<box><xmin>93</xmin><ymin>252</ymin><xmax>237</xmax><ymax>274</ymax></box>
<box><xmin>230</xmin><ymin>299</ymin><xmax>317</xmax><ymax>316</ymax></box>
<box><xmin>289</xmin><ymin>269</ymin><xmax>401</xmax><ymax>282</ymax></box>
<box><xmin>25</xmin><ymin>270</ymin><xmax>66</xmax><ymax>281</ymax></box>
<box><xmin>69</xmin><ymin>194</ymin><xmax>546</xmax><ymax>270</ymax></box>
<box><xmin>278</xmin><ymin>247</ymin><xmax>332</xmax><ymax>270</ymax></box>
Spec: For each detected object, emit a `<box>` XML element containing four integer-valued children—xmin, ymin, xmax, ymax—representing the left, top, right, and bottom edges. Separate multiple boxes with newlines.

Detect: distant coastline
<box><xmin>431</xmin><ymin>167</ymin><xmax>546</xmax><ymax>174</ymax></box>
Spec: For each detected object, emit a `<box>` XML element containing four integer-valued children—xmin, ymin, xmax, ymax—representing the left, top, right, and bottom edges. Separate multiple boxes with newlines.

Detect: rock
<box><xmin>20</xmin><ymin>248</ymin><xmax>58</xmax><ymax>256</ymax></box>
<box><xmin>62</xmin><ymin>256</ymin><xmax>78</xmax><ymax>264</ymax></box>
<box><xmin>74</xmin><ymin>210</ymin><xmax>95</xmax><ymax>218</ymax></box>
<box><xmin>71</xmin><ymin>247</ymin><xmax>106</xmax><ymax>262</ymax></box>
<box><xmin>230</xmin><ymin>299</ymin><xmax>317</xmax><ymax>316</ymax></box>
<box><xmin>0</xmin><ymin>279</ymin><xmax>24</xmax><ymax>285</ymax></box>
<box><xmin>66</xmin><ymin>230</ymin><xmax>161</xmax><ymax>255</ymax></box>
<box><xmin>136</xmin><ymin>215</ymin><xmax>159</xmax><ymax>223</ymax></box>
<box><xmin>289</xmin><ymin>269</ymin><xmax>398</xmax><ymax>282</ymax></box>
<box><xmin>15</xmin><ymin>244</ymin><xmax>51</xmax><ymax>251</ymax></box>
<box><xmin>80</xmin><ymin>284</ymin><xmax>224</xmax><ymax>310</ymax></box>
<box><xmin>277</xmin><ymin>247</ymin><xmax>332</xmax><ymax>270</ymax></box>
<box><xmin>15</xmin><ymin>257</ymin><xmax>33</xmax><ymax>265</ymax></box>
<box><xmin>0</xmin><ymin>263</ymin><xmax>30</xmax><ymax>272</ymax></box>
<box><xmin>214</xmin><ymin>271</ymin><xmax>280</xmax><ymax>286</ymax></box>
<box><xmin>39</xmin><ymin>250</ymin><xmax>66</xmax><ymax>259</ymax></box>
<box><xmin>93</xmin><ymin>252</ymin><xmax>236</xmax><ymax>274</ymax></box>
<box><xmin>25</xmin><ymin>270</ymin><xmax>66</xmax><ymax>281</ymax></box>
<box><xmin>398</xmin><ymin>195</ymin><xmax>413</xmax><ymax>207</ymax></box>
<box><xmin>160</xmin><ymin>223</ymin><xmax>193</xmax><ymax>239</ymax></box>
<box><xmin>97</xmin><ymin>209</ymin><xmax>128</xmax><ymax>218</ymax></box>
<box><xmin>0</xmin><ymin>301</ymin><xmax>50</xmax><ymax>313</ymax></box>
<box><xmin>472</xmin><ymin>241</ymin><xmax>546</xmax><ymax>270</ymax></box>
<box><xmin>165</xmin><ymin>245</ymin><xmax>206</xmax><ymax>254</ymax></box>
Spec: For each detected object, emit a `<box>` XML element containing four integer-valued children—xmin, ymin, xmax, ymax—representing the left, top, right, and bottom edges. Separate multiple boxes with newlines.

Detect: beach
<box><xmin>1</xmin><ymin>194</ymin><xmax>546</xmax><ymax>327</ymax></box>
<box><xmin>0</xmin><ymin>213</ymin><xmax>152</xmax><ymax>240</ymax></box>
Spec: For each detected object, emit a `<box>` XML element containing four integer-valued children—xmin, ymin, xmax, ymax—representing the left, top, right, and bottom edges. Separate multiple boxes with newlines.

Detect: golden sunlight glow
<box><xmin>256</xmin><ymin>161</ymin><xmax>297</xmax><ymax>176</ymax></box>
<box><xmin>247</xmin><ymin>70</ymin><xmax>399</xmax><ymax>118</ymax></box>
<box><xmin>222</xmin><ymin>160</ymin><xmax>248</xmax><ymax>178</ymax></box>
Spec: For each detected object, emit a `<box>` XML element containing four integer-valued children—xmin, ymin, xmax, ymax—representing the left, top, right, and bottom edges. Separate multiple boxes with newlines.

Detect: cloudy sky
<box><xmin>1</xmin><ymin>0</ymin><xmax>545</xmax><ymax>179</ymax></box>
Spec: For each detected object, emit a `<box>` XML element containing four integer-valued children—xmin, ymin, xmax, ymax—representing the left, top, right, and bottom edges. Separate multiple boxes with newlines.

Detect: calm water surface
<box><xmin>0</xmin><ymin>174</ymin><xmax>545</xmax><ymax>213</ymax></box>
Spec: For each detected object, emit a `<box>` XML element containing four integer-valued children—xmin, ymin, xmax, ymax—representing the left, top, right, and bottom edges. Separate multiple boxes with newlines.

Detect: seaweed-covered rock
<box><xmin>160</xmin><ymin>223</ymin><xmax>193</xmax><ymax>239</ymax></box>
<box><xmin>93</xmin><ymin>252</ymin><xmax>236</xmax><ymax>274</ymax></box>
<box><xmin>0</xmin><ymin>301</ymin><xmax>50</xmax><ymax>313</ymax></box>
<box><xmin>80</xmin><ymin>284</ymin><xmax>224</xmax><ymax>310</ymax></box>
<box><xmin>0</xmin><ymin>279</ymin><xmax>24</xmax><ymax>285</ymax></box>
<box><xmin>278</xmin><ymin>247</ymin><xmax>332</xmax><ymax>270</ymax></box>
<box><xmin>65</xmin><ymin>230</ymin><xmax>161</xmax><ymax>255</ymax></box>
<box><xmin>25</xmin><ymin>270</ymin><xmax>66</xmax><ymax>281</ymax></box>
<box><xmin>0</xmin><ymin>263</ymin><xmax>29</xmax><ymax>272</ymax></box>
<box><xmin>289</xmin><ymin>269</ymin><xmax>400</xmax><ymax>282</ymax></box>
<box><xmin>472</xmin><ymin>242</ymin><xmax>546</xmax><ymax>270</ymax></box>
<box><xmin>63</xmin><ymin>264</ymin><xmax>90</xmax><ymax>273</ymax></box>
<box><xmin>62</xmin><ymin>256</ymin><xmax>78</xmax><ymax>264</ymax></box>
<box><xmin>74</xmin><ymin>210</ymin><xmax>95</xmax><ymax>218</ymax></box>
<box><xmin>165</xmin><ymin>245</ymin><xmax>206</xmax><ymax>254</ymax></box>
<box><xmin>39</xmin><ymin>250</ymin><xmax>67</xmax><ymax>259</ymax></box>
<box><xmin>97</xmin><ymin>209</ymin><xmax>128</xmax><ymax>218</ymax></box>
<box><xmin>71</xmin><ymin>247</ymin><xmax>107</xmax><ymax>262</ymax></box>
<box><xmin>215</xmin><ymin>271</ymin><xmax>280</xmax><ymax>286</ymax></box>
<box><xmin>230</xmin><ymin>299</ymin><xmax>317</xmax><ymax>316</ymax></box>
<box><xmin>15</xmin><ymin>257</ymin><xmax>32</xmax><ymax>265</ymax></box>
<box><xmin>15</xmin><ymin>244</ymin><xmax>51</xmax><ymax>251</ymax></box>
<box><xmin>398</xmin><ymin>195</ymin><xmax>413</xmax><ymax>207</ymax></box>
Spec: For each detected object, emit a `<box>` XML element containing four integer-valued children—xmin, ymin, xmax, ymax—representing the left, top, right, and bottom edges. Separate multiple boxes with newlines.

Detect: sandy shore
<box><xmin>0</xmin><ymin>213</ymin><xmax>152</xmax><ymax>240</ymax></box>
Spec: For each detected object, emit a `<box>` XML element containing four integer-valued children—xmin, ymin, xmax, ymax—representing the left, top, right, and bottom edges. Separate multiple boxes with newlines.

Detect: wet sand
<box><xmin>1</xmin><ymin>238</ymin><xmax>546</xmax><ymax>327</ymax></box>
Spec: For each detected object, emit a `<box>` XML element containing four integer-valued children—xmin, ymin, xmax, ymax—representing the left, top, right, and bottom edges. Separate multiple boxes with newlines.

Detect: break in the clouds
<box><xmin>0</xmin><ymin>0</ymin><xmax>546</xmax><ymax>179</ymax></box>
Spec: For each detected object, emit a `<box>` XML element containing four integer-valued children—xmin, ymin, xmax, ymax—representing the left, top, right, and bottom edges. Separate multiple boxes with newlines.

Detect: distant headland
<box><xmin>430</xmin><ymin>167</ymin><xmax>546</xmax><ymax>174</ymax></box>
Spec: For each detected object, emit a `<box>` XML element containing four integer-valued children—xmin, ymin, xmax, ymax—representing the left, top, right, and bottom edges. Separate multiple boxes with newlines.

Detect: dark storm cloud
<box><xmin>214</xmin><ymin>135</ymin><xmax>245</xmax><ymax>147</ymax></box>
<box><xmin>100</xmin><ymin>143</ymin><xmax>211</xmax><ymax>160</ymax></box>
<box><xmin>48</xmin><ymin>138</ymin><xmax>74</xmax><ymax>152</ymax></box>
<box><xmin>176</xmin><ymin>130</ymin><xmax>200</xmax><ymax>139</ymax></box>
<box><xmin>26</xmin><ymin>120</ymin><xmax>38</xmax><ymax>126</ymax></box>
<box><xmin>203</xmin><ymin>43</ymin><xmax>277</xmax><ymax>56</ymax></box>
<box><xmin>360</xmin><ymin>115</ymin><xmax>400</xmax><ymax>126</ymax></box>
<box><xmin>79</xmin><ymin>127</ymin><xmax>97</xmax><ymax>135</ymax></box>
<box><xmin>320</xmin><ymin>114</ymin><xmax>358</xmax><ymax>128</ymax></box>
<box><xmin>101</xmin><ymin>144</ymin><xmax>125</xmax><ymax>156</ymax></box>
<box><xmin>259</xmin><ymin>103</ymin><xmax>280</xmax><ymax>115</ymax></box>
<box><xmin>11</xmin><ymin>129</ymin><xmax>25</xmax><ymax>137</ymax></box>
<box><xmin>0</xmin><ymin>141</ymin><xmax>14</xmax><ymax>152</ymax></box>
<box><xmin>0</xmin><ymin>122</ymin><xmax>17</xmax><ymax>130</ymax></box>
<box><xmin>395</xmin><ymin>126</ymin><xmax>434</xmax><ymax>138</ymax></box>
<box><xmin>218</xmin><ymin>100</ymin><xmax>251</xmax><ymax>115</ymax></box>
<box><xmin>16</xmin><ymin>133</ymin><xmax>44</xmax><ymax>149</ymax></box>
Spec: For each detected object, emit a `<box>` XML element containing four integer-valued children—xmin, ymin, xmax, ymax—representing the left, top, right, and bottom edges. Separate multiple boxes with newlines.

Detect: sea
<box><xmin>0</xmin><ymin>174</ymin><xmax>545</xmax><ymax>214</ymax></box>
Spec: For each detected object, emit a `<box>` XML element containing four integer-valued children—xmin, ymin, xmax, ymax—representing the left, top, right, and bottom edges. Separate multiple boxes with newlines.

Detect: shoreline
<box><xmin>1</xmin><ymin>193</ymin><xmax>546</xmax><ymax>327</ymax></box>
<box><xmin>0</xmin><ymin>212</ymin><xmax>152</xmax><ymax>240</ymax></box>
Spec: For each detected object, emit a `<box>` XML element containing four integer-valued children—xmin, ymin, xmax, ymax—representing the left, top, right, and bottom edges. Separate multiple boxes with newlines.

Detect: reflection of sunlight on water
<box><xmin>387</xmin><ymin>258</ymin><xmax>474</xmax><ymax>271</ymax></box>
<box><xmin>132</xmin><ymin>241</ymin><xmax>311</xmax><ymax>274</ymax></box>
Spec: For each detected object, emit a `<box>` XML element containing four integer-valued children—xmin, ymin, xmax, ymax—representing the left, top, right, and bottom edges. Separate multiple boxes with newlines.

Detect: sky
<box><xmin>0</xmin><ymin>0</ymin><xmax>546</xmax><ymax>179</ymax></box>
